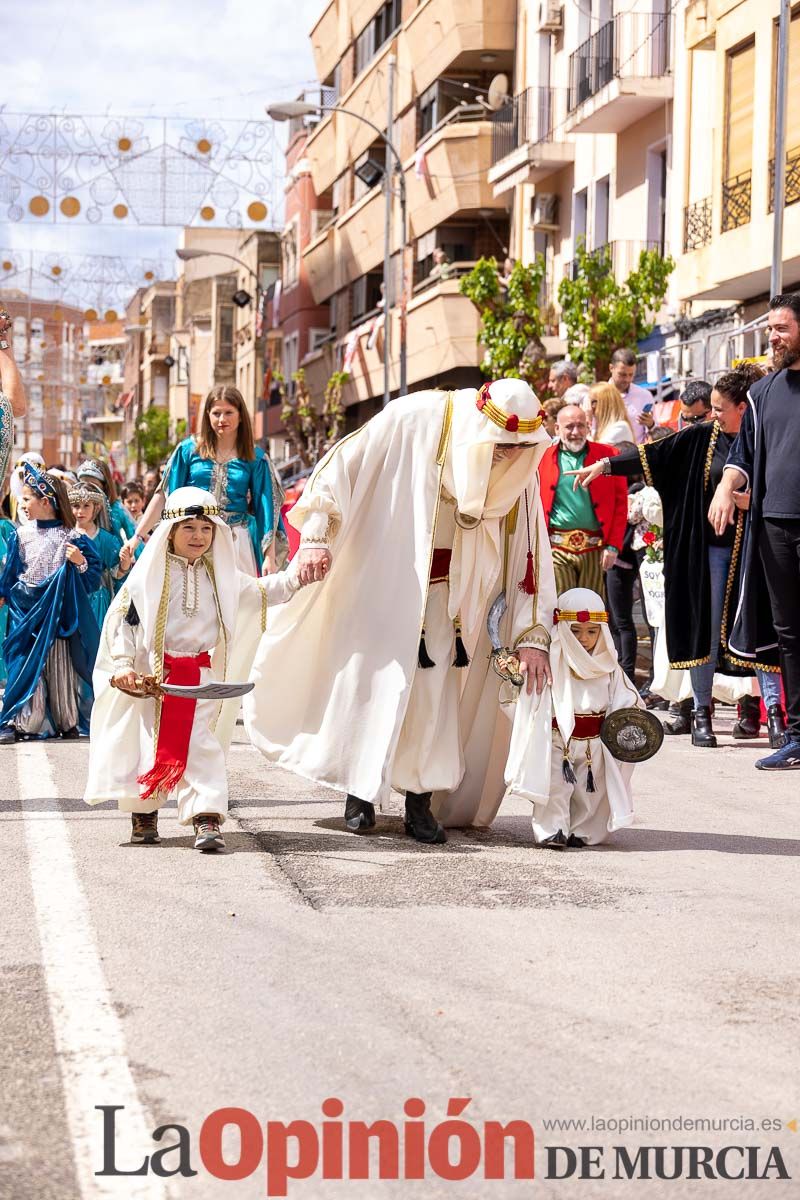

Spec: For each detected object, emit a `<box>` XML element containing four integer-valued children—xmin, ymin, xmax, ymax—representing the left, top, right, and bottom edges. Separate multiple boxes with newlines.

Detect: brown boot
<box><xmin>193</xmin><ymin>814</ymin><xmax>225</xmax><ymax>852</ymax></box>
<box><xmin>130</xmin><ymin>811</ymin><xmax>160</xmax><ymax>844</ymax></box>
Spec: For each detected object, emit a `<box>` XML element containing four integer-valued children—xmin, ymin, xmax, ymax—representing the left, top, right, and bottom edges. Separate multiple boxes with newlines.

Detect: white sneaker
<box><xmin>193</xmin><ymin>814</ymin><xmax>225</xmax><ymax>851</ymax></box>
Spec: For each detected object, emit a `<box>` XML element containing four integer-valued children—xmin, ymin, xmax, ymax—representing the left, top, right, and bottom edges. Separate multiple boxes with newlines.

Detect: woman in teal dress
<box><xmin>125</xmin><ymin>385</ymin><xmax>285</xmax><ymax>575</ymax></box>
<box><xmin>76</xmin><ymin>459</ymin><xmax>136</xmax><ymax>542</ymax></box>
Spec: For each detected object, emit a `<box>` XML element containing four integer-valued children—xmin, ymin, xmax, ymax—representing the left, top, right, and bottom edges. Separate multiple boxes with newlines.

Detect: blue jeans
<box><xmin>690</xmin><ymin>546</ymin><xmax>781</xmax><ymax>708</ymax></box>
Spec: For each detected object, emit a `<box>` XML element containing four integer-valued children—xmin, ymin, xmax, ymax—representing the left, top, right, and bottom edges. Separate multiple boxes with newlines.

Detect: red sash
<box><xmin>553</xmin><ymin>712</ymin><xmax>606</xmax><ymax>739</ymax></box>
<box><xmin>137</xmin><ymin>651</ymin><xmax>212</xmax><ymax>800</ymax></box>
<box><xmin>430</xmin><ymin>548</ymin><xmax>452</xmax><ymax>584</ymax></box>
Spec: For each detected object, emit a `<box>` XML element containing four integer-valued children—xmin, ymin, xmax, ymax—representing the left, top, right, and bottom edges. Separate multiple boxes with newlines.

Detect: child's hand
<box><xmin>65</xmin><ymin>544</ymin><xmax>86</xmax><ymax>568</ymax></box>
<box><xmin>118</xmin><ymin>544</ymin><xmax>134</xmax><ymax>572</ymax></box>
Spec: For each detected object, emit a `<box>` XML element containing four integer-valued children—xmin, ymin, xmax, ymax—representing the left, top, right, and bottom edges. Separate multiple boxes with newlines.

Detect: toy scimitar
<box><xmin>487</xmin><ymin>591</ymin><xmax>525</xmax><ymax>688</ymax></box>
<box><xmin>111</xmin><ymin>674</ymin><xmax>254</xmax><ymax>700</ymax></box>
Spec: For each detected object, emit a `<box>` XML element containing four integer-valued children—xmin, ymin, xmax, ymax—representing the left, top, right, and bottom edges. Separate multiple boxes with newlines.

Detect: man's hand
<box><xmin>602</xmin><ymin>548</ymin><xmax>618</xmax><ymax>571</ymax></box>
<box><xmin>708</xmin><ymin>482</ymin><xmax>738</xmax><ymax>536</ymax></box>
<box><xmin>732</xmin><ymin>490</ymin><xmax>751</xmax><ymax>512</ymax></box>
<box><xmin>65</xmin><ymin>544</ymin><xmax>86</xmax><ymax>568</ymax></box>
<box><xmin>638</xmin><ymin>410</ymin><xmax>655</xmax><ymax>430</ymax></box>
<box><xmin>517</xmin><ymin>647</ymin><xmax>552</xmax><ymax>697</ymax></box>
<box><xmin>297</xmin><ymin>546</ymin><xmax>332</xmax><ymax>585</ymax></box>
<box><xmin>110</xmin><ymin>669</ymin><xmax>140</xmax><ymax>694</ymax></box>
<box><xmin>565</xmin><ymin>462</ymin><xmax>604</xmax><ymax>491</ymax></box>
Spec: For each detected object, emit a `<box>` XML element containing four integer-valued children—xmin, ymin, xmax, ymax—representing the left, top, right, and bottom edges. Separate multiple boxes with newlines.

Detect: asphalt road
<box><xmin>2</xmin><ymin>710</ymin><xmax>799</xmax><ymax>1200</ymax></box>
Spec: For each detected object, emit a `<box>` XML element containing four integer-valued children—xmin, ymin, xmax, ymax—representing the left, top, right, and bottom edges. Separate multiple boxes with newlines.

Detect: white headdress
<box><xmin>550</xmin><ymin>588</ymin><xmax>619</xmax><ymax>743</ymax></box>
<box><xmin>443</xmin><ymin>379</ymin><xmax>551</xmax><ymax>632</ymax></box>
<box><xmin>122</xmin><ymin>486</ymin><xmax>239</xmax><ymax>653</ymax></box>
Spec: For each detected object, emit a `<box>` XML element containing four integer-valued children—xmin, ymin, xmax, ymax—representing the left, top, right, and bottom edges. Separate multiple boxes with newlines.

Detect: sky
<box><xmin>2</xmin><ymin>0</ymin><xmax>323</xmax><ymax>288</ymax></box>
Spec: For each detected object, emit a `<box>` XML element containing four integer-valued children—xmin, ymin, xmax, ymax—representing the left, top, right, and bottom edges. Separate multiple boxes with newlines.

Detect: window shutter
<box><xmin>725</xmin><ymin>40</ymin><xmax>755</xmax><ymax>180</ymax></box>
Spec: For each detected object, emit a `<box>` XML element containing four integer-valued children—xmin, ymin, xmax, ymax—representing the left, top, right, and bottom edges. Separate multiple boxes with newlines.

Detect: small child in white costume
<box><xmin>84</xmin><ymin>487</ymin><xmax>301</xmax><ymax>851</ymax></box>
<box><xmin>506</xmin><ymin>587</ymin><xmax>644</xmax><ymax>848</ymax></box>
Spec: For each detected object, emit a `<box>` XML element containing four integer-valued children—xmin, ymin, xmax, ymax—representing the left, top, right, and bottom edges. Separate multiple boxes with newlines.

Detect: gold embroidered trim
<box><xmin>669</xmin><ymin>655</ymin><xmax>711</xmax><ymax>669</ymax></box>
<box><xmin>418</xmin><ymin>395</ymin><xmax>454</xmax><ymax>645</ymax></box>
<box><xmin>703</xmin><ymin>420</ymin><xmax>720</xmax><ymax>492</ymax></box>
<box><xmin>637</xmin><ymin>443</ymin><xmax>654</xmax><ymax>487</ymax></box>
<box><xmin>151</xmin><ymin>562</ymin><xmax>171</xmax><ymax>745</ymax></box>
<box><xmin>261</xmin><ymin>582</ymin><xmax>268</xmax><ymax>633</ymax></box>
<box><xmin>718</xmin><ymin>508</ymin><xmax>744</xmax><ymax>655</ymax></box>
<box><xmin>436</xmin><ymin>391</ymin><xmax>454</xmax><ymax>466</ymax></box>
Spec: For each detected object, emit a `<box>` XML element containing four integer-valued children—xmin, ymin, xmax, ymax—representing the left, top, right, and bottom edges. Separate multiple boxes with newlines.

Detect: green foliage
<box><xmin>557</xmin><ymin>240</ymin><xmax>675</xmax><ymax>378</ymax></box>
<box><xmin>459</xmin><ymin>257</ymin><xmax>548</xmax><ymax>384</ymax></box>
<box><xmin>279</xmin><ymin>368</ymin><xmax>348</xmax><ymax>467</ymax></box>
<box><xmin>135</xmin><ymin>406</ymin><xmax>172</xmax><ymax>468</ymax></box>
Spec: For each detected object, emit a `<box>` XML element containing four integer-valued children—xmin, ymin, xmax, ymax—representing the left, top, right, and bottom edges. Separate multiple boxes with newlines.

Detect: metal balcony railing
<box><xmin>564</xmin><ymin>240</ymin><xmax>663</xmax><ymax>282</ymax></box>
<box><xmin>768</xmin><ymin>146</ymin><xmax>800</xmax><ymax>212</ymax></box>
<box><xmin>568</xmin><ymin>11</ymin><xmax>672</xmax><ymax>113</ymax></box>
<box><xmin>721</xmin><ymin>171</ymin><xmax>751</xmax><ymax>232</ymax></box>
<box><xmin>683</xmin><ymin>197</ymin><xmax>712</xmax><ymax>251</ymax></box>
<box><xmin>490</xmin><ymin>87</ymin><xmax>564</xmax><ymax>166</ymax></box>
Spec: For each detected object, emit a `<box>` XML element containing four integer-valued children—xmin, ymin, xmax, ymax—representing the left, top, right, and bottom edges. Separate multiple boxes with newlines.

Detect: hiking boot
<box><xmin>130</xmin><ymin>811</ymin><xmax>160</xmax><ymax>844</ymax></box>
<box><xmin>536</xmin><ymin>831</ymin><xmax>568</xmax><ymax>850</ymax></box>
<box><xmin>193</xmin><ymin>814</ymin><xmax>225</xmax><ymax>851</ymax></box>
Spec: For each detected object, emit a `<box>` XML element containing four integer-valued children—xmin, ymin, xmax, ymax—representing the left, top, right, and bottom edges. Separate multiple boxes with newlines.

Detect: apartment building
<box><xmin>300</xmin><ymin>0</ymin><xmax>517</xmax><ymax>421</ymax></box>
<box><xmin>489</xmin><ymin>0</ymin><xmax>678</xmax><ymax>346</ymax></box>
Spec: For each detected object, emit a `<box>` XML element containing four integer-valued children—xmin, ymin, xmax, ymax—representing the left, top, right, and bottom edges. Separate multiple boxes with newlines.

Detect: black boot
<box><xmin>691</xmin><ymin>705</ymin><xmax>717</xmax><ymax>748</ymax></box>
<box><xmin>404</xmin><ymin>791</ymin><xmax>447</xmax><ymax>845</ymax></box>
<box><xmin>536</xmin><ymin>830</ymin><xmax>568</xmax><ymax>850</ymax></box>
<box><xmin>664</xmin><ymin>697</ymin><xmax>692</xmax><ymax>735</ymax></box>
<box><xmin>732</xmin><ymin>695</ymin><xmax>761</xmax><ymax>739</ymax></box>
<box><xmin>0</xmin><ymin>725</ymin><xmax>16</xmax><ymax>745</ymax></box>
<box><xmin>767</xmin><ymin>704</ymin><xmax>788</xmax><ymax>750</ymax></box>
<box><xmin>343</xmin><ymin>794</ymin><xmax>376</xmax><ymax>834</ymax></box>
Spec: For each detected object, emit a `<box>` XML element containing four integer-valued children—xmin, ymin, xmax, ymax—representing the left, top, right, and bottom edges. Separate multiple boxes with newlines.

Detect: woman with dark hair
<box><xmin>0</xmin><ymin>464</ymin><xmax>101</xmax><ymax>743</ymax></box>
<box><xmin>124</xmin><ymin>385</ymin><xmax>284</xmax><ymax>575</ymax></box>
<box><xmin>569</xmin><ymin>364</ymin><xmax>785</xmax><ymax>750</ymax></box>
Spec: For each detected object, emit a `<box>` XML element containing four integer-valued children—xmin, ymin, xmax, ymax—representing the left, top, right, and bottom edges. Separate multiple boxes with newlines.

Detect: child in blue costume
<box><xmin>0</xmin><ymin>504</ymin><xmax>15</xmax><ymax>688</ymax></box>
<box><xmin>76</xmin><ymin>458</ymin><xmax>136</xmax><ymax>542</ymax></box>
<box><xmin>125</xmin><ymin>386</ymin><xmax>285</xmax><ymax>575</ymax></box>
<box><xmin>0</xmin><ymin>465</ymin><xmax>101</xmax><ymax>743</ymax></box>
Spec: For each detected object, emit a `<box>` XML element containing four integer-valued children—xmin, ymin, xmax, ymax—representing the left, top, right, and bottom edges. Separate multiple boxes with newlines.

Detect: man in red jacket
<box><xmin>538</xmin><ymin>404</ymin><xmax>628</xmax><ymax>596</ymax></box>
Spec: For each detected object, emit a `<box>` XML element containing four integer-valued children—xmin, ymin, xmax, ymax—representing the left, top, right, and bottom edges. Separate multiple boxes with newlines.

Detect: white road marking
<box><xmin>17</xmin><ymin>744</ymin><xmax>174</xmax><ymax>1198</ymax></box>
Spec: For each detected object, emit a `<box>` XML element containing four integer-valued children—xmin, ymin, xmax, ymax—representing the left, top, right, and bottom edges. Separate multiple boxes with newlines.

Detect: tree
<box><xmin>135</xmin><ymin>407</ymin><xmax>173</xmax><ymax>468</ymax></box>
<box><xmin>557</xmin><ymin>240</ymin><xmax>675</xmax><ymax>379</ymax></box>
<box><xmin>459</xmin><ymin>256</ymin><xmax>549</xmax><ymax>386</ymax></box>
<box><xmin>278</xmin><ymin>368</ymin><xmax>347</xmax><ymax>468</ymax></box>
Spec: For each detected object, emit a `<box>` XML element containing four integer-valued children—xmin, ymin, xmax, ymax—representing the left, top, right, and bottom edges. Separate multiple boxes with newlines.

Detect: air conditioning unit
<box><xmin>537</xmin><ymin>0</ymin><xmax>563</xmax><ymax>33</ymax></box>
<box><xmin>531</xmin><ymin>193</ymin><xmax>560</xmax><ymax>230</ymax></box>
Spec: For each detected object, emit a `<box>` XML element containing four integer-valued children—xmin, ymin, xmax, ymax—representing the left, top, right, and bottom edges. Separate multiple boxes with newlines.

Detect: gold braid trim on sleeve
<box><xmin>151</xmin><ymin>566</ymin><xmax>171</xmax><ymax>745</ymax></box>
<box><xmin>637</xmin><ymin>443</ymin><xmax>654</xmax><ymax>488</ymax></box>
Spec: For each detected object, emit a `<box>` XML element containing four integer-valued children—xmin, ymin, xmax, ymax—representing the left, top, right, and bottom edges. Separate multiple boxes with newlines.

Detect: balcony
<box><xmin>302</xmin><ymin>224</ymin><xmax>338</xmax><ymax>306</ymax></box>
<box><xmin>339</xmin><ymin>276</ymin><xmax>483</xmax><ymax>403</ymax></box>
<box><xmin>565</xmin><ymin>11</ymin><xmax>673</xmax><ymax>135</ymax></box>
<box><xmin>683</xmin><ymin>197</ymin><xmax>712</xmax><ymax>252</ymax></box>
<box><xmin>400</xmin><ymin>0</ymin><xmax>516</xmax><ymax>103</ymax></box>
<box><xmin>309</xmin><ymin>0</ymin><xmax>341</xmax><ymax>91</ymax></box>
<box><xmin>305</xmin><ymin>110</ymin><xmax>337</xmax><ymax>198</ymax></box>
<box><xmin>405</xmin><ymin>115</ymin><xmax>503</xmax><ymax>240</ymax></box>
<box><xmin>685</xmin><ymin>0</ymin><xmax>716</xmax><ymax>52</ymax></box>
<box><xmin>564</xmin><ymin>240</ymin><xmax>662</xmax><ymax>283</ymax></box>
<box><xmin>488</xmin><ymin>88</ymin><xmax>574</xmax><ymax>196</ymax></box>
<box><xmin>769</xmin><ymin>145</ymin><xmax>800</xmax><ymax>213</ymax></box>
<box><xmin>721</xmin><ymin>171</ymin><xmax>751</xmax><ymax>233</ymax></box>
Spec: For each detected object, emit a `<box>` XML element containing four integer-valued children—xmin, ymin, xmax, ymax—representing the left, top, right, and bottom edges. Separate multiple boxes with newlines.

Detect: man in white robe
<box><xmin>244</xmin><ymin>380</ymin><xmax>558</xmax><ymax>842</ymax></box>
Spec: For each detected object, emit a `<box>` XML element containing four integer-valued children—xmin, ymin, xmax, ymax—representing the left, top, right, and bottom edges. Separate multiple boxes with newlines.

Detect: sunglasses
<box><xmin>680</xmin><ymin>413</ymin><xmax>707</xmax><ymax>425</ymax></box>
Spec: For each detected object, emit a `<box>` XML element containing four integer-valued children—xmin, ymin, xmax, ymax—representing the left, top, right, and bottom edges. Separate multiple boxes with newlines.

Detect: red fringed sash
<box><xmin>137</xmin><ymin>651</ymin><xmax>211</xmax><ymax>800</ymax></box>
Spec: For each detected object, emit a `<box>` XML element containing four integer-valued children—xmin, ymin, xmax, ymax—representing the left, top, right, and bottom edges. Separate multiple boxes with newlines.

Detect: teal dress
<box><xmin>109</xmin><ymin>498</ymin><xmax>136</xmax><ymax>541</ymax></box>
<box><xmin>0</xmin><ymin>517</ymin><xmax>15</xmax><ymax>685</ymax></box>
<box><xmin>86</xmin><ymin>528</ymin><xmax>122</xmax><ymax>627</ymax></box>
<box><xmin>164</xmin><ymin>437</ymin><xmax>283</xmax><ymax>571</ymax></box>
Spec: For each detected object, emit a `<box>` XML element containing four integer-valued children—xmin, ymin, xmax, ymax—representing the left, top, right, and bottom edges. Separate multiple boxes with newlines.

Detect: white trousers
<box><xmin>531</xmin><ymin>735</ymin><xmax>612</xmax><ymax>845</ymax></box>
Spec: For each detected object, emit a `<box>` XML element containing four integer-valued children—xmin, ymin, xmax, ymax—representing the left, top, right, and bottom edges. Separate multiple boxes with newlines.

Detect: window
<box><xmin>573</xmin><ymin>188</ymin><xmax>588</xmax><ymax>245</ymax></box>
<box><xmin>725</xmin><ymin>39</ymin><xmax>755</xmax><ymax>181</ymax></box>
<box><xmin>351</xmin><ymin>271</ymin><xmax>383</xmax><ymax>323</ymax></box>
<box><xmin>593</xmin><ymin>176</ymin><xmax>610</xmax><ymax>250</ymax></box>
<box><xmin>282</xmin><ymin>220</ymin><xmax>300</xmax><ymax>288</ymax></box>
<box><xmin>354</xmin><ymin>0</ymin><xmax>401</xmax><ymax>77</ymax></box>
<box><xmin>310</xmin><ymin>327</ymin><xmax>332</xmax><ymax>351</ymax></box>
<box><xmin>218</xmin><ymin>307</ymin><xmax>234</xmax><ymax>363</ymax></box>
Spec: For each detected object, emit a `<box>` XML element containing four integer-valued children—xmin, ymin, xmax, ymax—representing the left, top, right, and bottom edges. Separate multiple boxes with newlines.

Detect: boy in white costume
<box><xmin>506</xmin><ymin>587</ymin><xmax>644</xmax><ymax>848</ymax></box>
<box><xmin>84</xmin><ymin>487</ymin><xmax>301</xmax><ymax>851</ymax></box>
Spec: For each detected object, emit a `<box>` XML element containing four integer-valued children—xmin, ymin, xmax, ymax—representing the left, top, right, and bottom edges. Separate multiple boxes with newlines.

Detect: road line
<box><xmin>17</xmin><ymin>743</ymin><xmax>174</xmax><ymax>1199</ymax></box>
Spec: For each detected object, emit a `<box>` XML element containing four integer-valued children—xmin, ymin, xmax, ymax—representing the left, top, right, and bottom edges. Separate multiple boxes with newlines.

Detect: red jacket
<box><xmin>538</xmin><ymin>441</ymin><xmax>628</xmax><ymax>552</ymax></box>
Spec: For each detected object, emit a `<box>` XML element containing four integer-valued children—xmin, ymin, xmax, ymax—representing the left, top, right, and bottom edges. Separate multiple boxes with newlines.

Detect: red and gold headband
<box><xmin>476</xmin><ymin>383</ymin><xmax>543</xmax><ymax>435</ymax></box>
<box><xmin>554</xmin><ymin>607</ymin><xmax>608</xmax><ymax>624</ymax></box>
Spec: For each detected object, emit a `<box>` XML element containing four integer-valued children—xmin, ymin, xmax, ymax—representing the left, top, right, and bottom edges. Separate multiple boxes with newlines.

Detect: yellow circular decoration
<box><xmin>118</xmin><ymin>137</ymin><xmax>132</xmax><ymax>152</ymax></box>
<box><xmin>144</xmin><ymin>270</ymin><xmax>154</xmax><ymax>281</ymax></box>
<box><xmin>60</xmin><ymin>196</ymin><xmax>80</xmax><ymax>218</ymax></box>
<box><xmin>197</xmin><ymin>138</ymin><xmax>212</xmax><ymax>154</ymax></box>
<box><xmin>79</xmin><ymin>375</ymin><xmax>87</xmax><ymax>384</ymax></box>
<box><xmin>103</xmin><ymin>309</ymin><xmax>118</xmax><ymax>323</ymax></box>
<box><xmin>84</xmin><ymin>308</ymin><xmax>98</xmax><ymax>321</ymax></box>
<box><xmin>200</xmin><ymin>205</ymin><xmax>215</xmax><ymax>221</ymax></box>
<box><xmin>37</xmin><ymin>373</ymin><xmax>45</xmax><ymax>381</ymax></box>
<box><xmin>51</xmin><ymin>265</ymin><xmax>62</xmax><ymax>276</ymax></box>
<box><xmin>247</xmin><ymin>201</ymin><xmax>268</xmax><ymax>222</ymax></box>
<box><xmin>29</xmin><ymin>195</ymin><xmax>50</xmax><ymax>217</ymax></box>
<box><xmin>102</xmin><ymin>374</ymin><xmax>112</xmax><ymax>385</ymax></box>
<box><xmin>2</xmin><ymin>260</ymin><xmax>13</xmax><ymax>271</ymax></box>
<box><xmin>113</xmin><ymin>204</ymin><xmax>128</xmax><ymax>220</ymax></box>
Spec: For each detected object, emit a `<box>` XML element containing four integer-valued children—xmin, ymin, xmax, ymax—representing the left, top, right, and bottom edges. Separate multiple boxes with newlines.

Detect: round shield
<box><xmin>600</xmin><ymin>707</ymin><xmax>664</xmax><ymax>763</ymax></box>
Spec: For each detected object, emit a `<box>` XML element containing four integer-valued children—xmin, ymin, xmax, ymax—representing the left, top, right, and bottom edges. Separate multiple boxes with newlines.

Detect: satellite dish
<box><xmin>486</xmin><ymin>74</ymin><xmax>510</xmax><ymax>111</ymax></box>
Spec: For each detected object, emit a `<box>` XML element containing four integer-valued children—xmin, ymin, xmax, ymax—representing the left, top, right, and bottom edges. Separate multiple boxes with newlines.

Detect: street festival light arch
<box><xmin>266</xmin><ymin>98</ymin><xmax>408</xmax><ymax>404</ymax></box>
